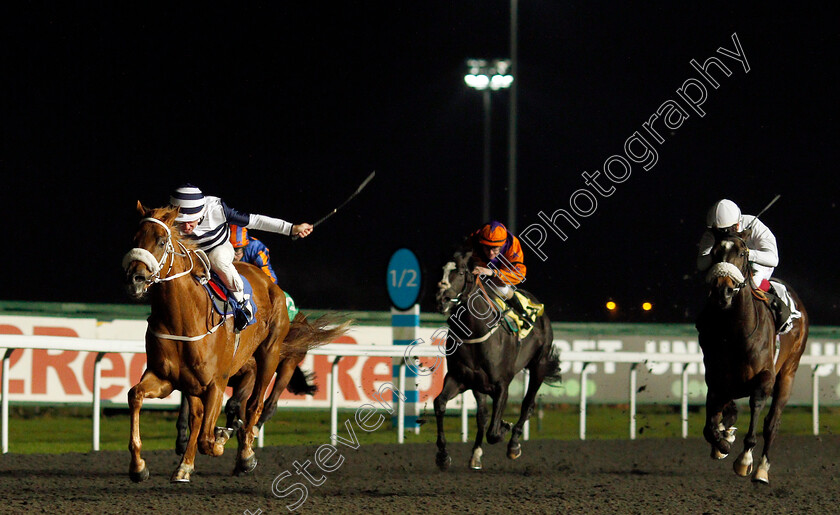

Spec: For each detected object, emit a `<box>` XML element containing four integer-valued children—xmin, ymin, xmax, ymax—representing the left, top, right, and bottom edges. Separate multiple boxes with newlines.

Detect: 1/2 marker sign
<box><xmin>386</xmin><ymin>248</ymin><xmax>421</xmax><ymax>310</ymax></box>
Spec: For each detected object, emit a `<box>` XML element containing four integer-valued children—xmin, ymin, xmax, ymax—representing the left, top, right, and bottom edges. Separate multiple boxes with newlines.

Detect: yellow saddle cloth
<box><xmin>491</xmin><ymin>292</ymin><xmax>545</xmax><ymax>339</ymax></box>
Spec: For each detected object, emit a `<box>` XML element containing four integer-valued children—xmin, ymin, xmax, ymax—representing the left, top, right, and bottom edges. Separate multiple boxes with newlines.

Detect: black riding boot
<box><xmin>506</xmin><ymin>294</ymin><xmax>532</xmax><ymax>328</ymax></box>
<box><xmin>765</xmin><ymin>287</ymin><xmax>791</xmax><ymax>333</ymax></box>
<box><xmin>234</xmin><ymin>300</ymin><xmax>252</xmax><ymax>331</ymax></box>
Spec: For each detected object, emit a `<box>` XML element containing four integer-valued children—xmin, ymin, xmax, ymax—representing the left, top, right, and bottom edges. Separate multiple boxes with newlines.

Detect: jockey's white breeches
<box><xmin>208</xmin><ymin>241</ymin><xmax>245</xmax><ymax>302</ymax></box>
<box><xmin>486</xmin><ymin>278</ymin><xmax>514</xmax><ymax>299</ymax></box>
<box><xmin>751</xmin><ymin>263</ymin><xmax>774</xmax><ymax>289</ymax></box>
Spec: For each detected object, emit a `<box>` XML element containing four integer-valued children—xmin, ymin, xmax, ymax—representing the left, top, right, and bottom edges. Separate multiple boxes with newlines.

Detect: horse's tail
<box><xmin>286</xmin><ymin>366</ymin><xmax>318</xmax><ymax>396</ymax></box>
<box><xmin>543</xmin><ymin>345</ymin><xmax>563</xmax><ymax>385</ymax></box>
<box><xmin>281</xmin><ymin>312</ymin><xmax>352</xmax><ymax>358</ymax></box>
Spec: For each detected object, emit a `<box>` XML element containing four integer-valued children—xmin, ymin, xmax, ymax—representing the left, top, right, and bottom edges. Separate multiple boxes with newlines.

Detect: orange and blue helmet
<box><xmin>478</xmin><ymin>222</ymin><xmax>508</xmax><ymax>247</ymax></box>
<box><xmin>230</xmin><ymin>225</ymin><xmax>249</xmax><ymax>248</ymax></box>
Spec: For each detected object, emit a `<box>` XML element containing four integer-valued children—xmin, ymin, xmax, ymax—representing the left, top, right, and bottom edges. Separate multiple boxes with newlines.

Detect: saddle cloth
<box><xmin>201</xmin><ymin>276</ymin><xmax>300</xmax><ymax>328</ymax></box>
<box><xmin>201</xmin><ymin>274</ymin><xmax>258</xmax><ymax>329</ymax></box>
<box><xmin>490</xmin><ymin>291</ymin><xmax>545</xmax><ymax>339</ymax></box>
<box><xmin>770</xmin><ymin>280</ymin><xmax>802</xmax><ymax>329</ymax></box>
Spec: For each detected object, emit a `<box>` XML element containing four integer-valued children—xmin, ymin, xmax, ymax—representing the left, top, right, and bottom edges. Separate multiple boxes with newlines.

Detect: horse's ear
<box><xmin>161</xmin><ymin>207</ymin><xmax>179</xmax><ymax>226</ymax></box>
<box><xmin>738</xmin><ymin>228</ymin><xmax>753</xmax><ymax>240</ymax></box>
<box><xmin>136</xmin><ymin>201</ymin><xmax>149</xmax><ymax>217</ymax></box>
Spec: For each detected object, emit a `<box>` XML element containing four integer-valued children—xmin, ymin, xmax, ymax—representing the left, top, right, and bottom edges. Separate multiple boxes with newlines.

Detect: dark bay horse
<box><xmin>433</xmin><ymin>251</ymin><xmax>560</xmax><ymax>470</ymax></box>
<box><xmin>698</xmin><ymin>230</ymin><xmax>808</xmax><ymax>484</ymax></box>
<box><xmin>123</xmin><ymin>202</ymin><xmax>348</xmax><ymax>482</ymax></box>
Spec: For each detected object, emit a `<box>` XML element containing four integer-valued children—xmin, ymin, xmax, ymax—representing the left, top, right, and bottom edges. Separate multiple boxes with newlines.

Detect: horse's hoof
<box><xmin>733</xmin><ymin>461</ymin><xmax>753</xmax><ymax>477</ymax></box>
<box><xmin>752</xmin><ymin>456</ymin><xmax>770</xmax><ymax>484</ymax></box>
<box><xmin>129</xmin><ymin>466</ymin><xmax>150</xmax><ymax>483</ymax></box>
<box><xmin>215</xmin><ymin>426</ymin><xmax>234</xmax><ymax>445</ymax></box>
<box><xmin>724</xmin><ymin>426</ymin><xmax>737</xmax><ymax>444</ymax></box>
<box><xmin>711</xmin><ymin>448</ymin><xmax>728</xmax><ymax>460</ymax></box>
<box><xmin>507</xmin><ymin>443</ymin><xmax>522</xmax><ymax>460</ymax></box>
<box><xmin>170</xmin><ymin>463</ymin><xmax>194</xmax><ymax>483</ymax></box>
<box><xmin>436</xmin><ymin>452</ymin><xmax>451</xmax><ymax>471</ymax></box>
<box><xmin>752</xmin><ymin>472</ymin><xmax>770</xmax><ymax>484</ymax></box>
<box><xmin>469</xmin><ymin>448</ymin><xmax>483</xmax><ymax>470</ymax></box>
<box><xmin>234</xmin><ymin>453</ymin><xmax>258</xmax><ymax>476</ymax></box>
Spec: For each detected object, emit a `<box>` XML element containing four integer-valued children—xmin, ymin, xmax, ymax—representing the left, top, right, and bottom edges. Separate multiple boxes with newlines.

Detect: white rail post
<box><xmin>812</xmin><ymin>366</ymin><xmax>820</xmax><ymax>436</ymax></box>
<box><xmin>579</xmin><ymin>363</ymin><xmax>591</xmax><ymax>440</ymax></box>
<box><xmin>629</xmin><ymin>363</ymin><xmax>638</xmax><ymax>440</ymax></box>
<box><xmin>92</xmin><ymin>352</ymin><xmax>105</xmax><ymax>451</ymax></box>
<box><xmin>681</xmin><ymin>363</ymin><xmax>690</xmax><ymax>438</ymax></box>
<box><xmin>461</xmin><ymin>392</ymin><xmax>468</xmax><ymax>442</ymax></box>
<box><xmin>398</xmin><ymin>361</ymin><xmax>406</xmax><ymax>444</ymax></box>
<box><xmin>329</xmin><ymin>356</ymin><xmax>342</xmax><ymax>447</ymax></box>
<box><xmin>523</xmin><ymin>369</ymin><xmax>530</xmax><ymax>441</ymax></box>
<box><xmin>258</xmin><ymin>423</ymin><xmax>265</xmax><ymax>448</ymax></box>
<box><xmin>2</xmin><ymin>349</ymin><xmax>12</xmax><ymax>454</ymax></box>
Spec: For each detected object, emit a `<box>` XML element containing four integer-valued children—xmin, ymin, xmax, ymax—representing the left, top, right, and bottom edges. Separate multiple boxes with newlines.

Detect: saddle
<box><xmin>200</xmin><ymin>273</ymin><xmax>258</xmax><ymax>330</ymax></box>
<box><xmin>489</xmin><ymin>292</ymin><xmax>544</xmax><ymax>339</ymax></box>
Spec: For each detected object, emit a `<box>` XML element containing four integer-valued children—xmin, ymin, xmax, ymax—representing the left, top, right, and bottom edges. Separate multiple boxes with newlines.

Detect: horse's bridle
<box><xmin>122</xmin><ymin>217</ymin><xmax>207</xmax><ymax>288</ymax></box>
<box><xmin>705</xmin><ymin>236</ymin><xmax>764</xmax><ymax>338</ymax></box>
<box><xmin>438</xmin><ymin>261</ymin><xmax>474</xmax><ymax>312</ymax></box>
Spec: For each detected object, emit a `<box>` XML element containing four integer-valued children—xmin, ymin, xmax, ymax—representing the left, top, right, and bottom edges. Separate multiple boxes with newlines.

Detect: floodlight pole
<box><xmin>508</xmin><ymin>0</ymin><xmax>518</xmax><ymax>234</ymax></box>
<box><xmin>465</xmin><ymin>59</ymin><xmax>513</xmax><ymax>224</ymax></box>
<box><xmin>482</xmin><ymin>89</ymin><xmax>492</xmax><ymax>223</ymax></box>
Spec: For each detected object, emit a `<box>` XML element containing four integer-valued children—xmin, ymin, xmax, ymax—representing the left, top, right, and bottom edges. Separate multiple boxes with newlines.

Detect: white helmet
<box><xmin>169</xmin><ymin>184</ymin><xmax>206</xmax><ymax>223</ymax></box>
<box><xmin>706</xmin><ymin>199</ymin><xmax>741</xmax><ymax>229</ymax></box>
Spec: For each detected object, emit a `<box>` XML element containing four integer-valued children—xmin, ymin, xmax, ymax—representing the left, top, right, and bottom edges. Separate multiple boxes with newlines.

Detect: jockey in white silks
<box><xmin>169</xmin><ymin>184</ymin><xmax>313</xmax><ymax>330</ymax></box>
<box><xmin>696</xmin><ymin>199</ymin><xmax>793</xmax><ymax>334</ymax></box>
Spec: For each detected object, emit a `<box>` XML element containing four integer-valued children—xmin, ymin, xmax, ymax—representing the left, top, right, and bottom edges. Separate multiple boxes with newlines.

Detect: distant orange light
<box><xmin>606</xmin><ymin>301</ymin><xmax>617</xmax><ymax>311</ymax></box>
<box><xmin>642</xmin><ymin>302</ymin><xmax>653</xmax><ymax>311</ymax></box>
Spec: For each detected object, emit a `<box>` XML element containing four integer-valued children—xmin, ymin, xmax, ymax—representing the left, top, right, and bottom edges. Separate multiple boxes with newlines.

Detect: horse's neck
<box><xmin>148</xmin><ymin>252</ymin><xmax>205</xmax><ymax>327</ymax></box>
<box><xmin>725</xmin><ymin>286</ymin><xmax>762</xmax><ymax>335</ymax></box>
<box><xmin>448</xmin><ymin>282</ymin><xmax>496</xmax><ymax>338</ymax></box>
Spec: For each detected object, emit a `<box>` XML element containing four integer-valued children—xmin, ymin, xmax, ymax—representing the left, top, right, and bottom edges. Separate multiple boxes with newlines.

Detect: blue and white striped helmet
<box><xmin>169</xmin><ymin>184</ymin><xmax>206</xmax><ymax>223</ymax></box>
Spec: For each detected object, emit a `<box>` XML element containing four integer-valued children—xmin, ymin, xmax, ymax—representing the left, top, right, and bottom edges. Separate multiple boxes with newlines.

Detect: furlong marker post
<box><xmin>391</xmin><ymin>304</ymin><xmax>420</xmax><ymax>435</ymax></box>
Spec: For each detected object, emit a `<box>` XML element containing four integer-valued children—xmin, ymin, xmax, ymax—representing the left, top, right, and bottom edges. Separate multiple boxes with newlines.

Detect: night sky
<box><xmin>3</xmin><ymin>3</ymin><xmax>837</xmax><ymax>325</ymax></box>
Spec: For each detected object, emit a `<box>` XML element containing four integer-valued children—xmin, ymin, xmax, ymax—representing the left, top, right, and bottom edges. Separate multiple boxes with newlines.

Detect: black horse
<box><xmin>698</xmin><ymin>230</ymin><xmax>808</xmax><ymax>484</ymax></box>
<box><xmin>433</xmin><ymin>251</ymin><xmax>560</xmax><ymax>470</ymax></box>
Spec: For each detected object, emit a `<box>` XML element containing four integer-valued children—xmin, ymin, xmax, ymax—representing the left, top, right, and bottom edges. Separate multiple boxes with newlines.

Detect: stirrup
<box><xmin>508</xmin><ymin>300</ymin><xmax>532</xmax><ymax>328</ymax></box>
<box><xmin>234</xmin><ymin>302</ymin><xmax>252</xmax><ymax>331</ymax></box>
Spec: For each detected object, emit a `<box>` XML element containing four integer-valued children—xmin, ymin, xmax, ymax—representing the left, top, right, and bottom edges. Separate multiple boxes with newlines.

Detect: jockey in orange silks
<box><xmin>230</xmin><ymin>225</ymin><xmax>278</xmax><ymax>285</ymax></box>
<box><xmin>468</xmin><ymin>221</ymin><xmax>532</xmax><ymax>326</ymax></box>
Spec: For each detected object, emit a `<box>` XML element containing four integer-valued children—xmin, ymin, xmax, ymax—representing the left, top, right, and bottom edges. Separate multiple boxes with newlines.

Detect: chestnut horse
<box><xmin>123</xmin><ymin>202</ymin><xmax>348</xmax><ymax>482</ymax></box>
<box><xmin>433</xmin><ymin>251</ymin><xmax>560</xmax><ymax>470</ymax></box>
<box><xmin>698</xmin><ymin>230</ymin><xmax>808</xmax><ymax>484</ymax></box>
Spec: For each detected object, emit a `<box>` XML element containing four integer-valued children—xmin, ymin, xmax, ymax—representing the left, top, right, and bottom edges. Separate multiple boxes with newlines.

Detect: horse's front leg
<box><xmin>734</xmin><ymin>371</ymin><xmax>773</xmax><ymax>478</ymax></box>
<box><xmin>434</xmin><ymin>373</ymin><xmax>465</xmax><ymax>471</ymax></box>
<box><xmin>485</xmin><ymin>383</ymin><xmax>510</xmax><ymax>445</ymax></box>
<box><xmin>127</xmin><ymin>370</ymin><xmax>173</xmax><ymax>482</ymax></box>
<box><xmin>754</xmin><ymin>368</ymin><xmax>796</xmax><ymax>484</ymax></box>
<box><xmin>195</xmin><ymin>380</ymin><xmax>227</xmax><ymax>458</ymax></box>
<box><xmin>171</xmin><ymin>394</ymin><xmax>203</xmax><ymax>483</ymax></box>
<box><xmin>703</xmin><ymin>390</ymin><xmax>733</xmax><ymax>459</ymax></box>
<box><xmin>470</xmin><ymin>392</ymin><xmax>488</xmax><ymax>470</ymax></box>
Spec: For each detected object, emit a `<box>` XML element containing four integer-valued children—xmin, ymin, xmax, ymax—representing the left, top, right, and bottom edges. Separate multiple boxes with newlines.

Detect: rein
<box><xmin>441</xmin><ymin>263</ymin><xmax>502</xmax><ymax>342</ymax></box>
